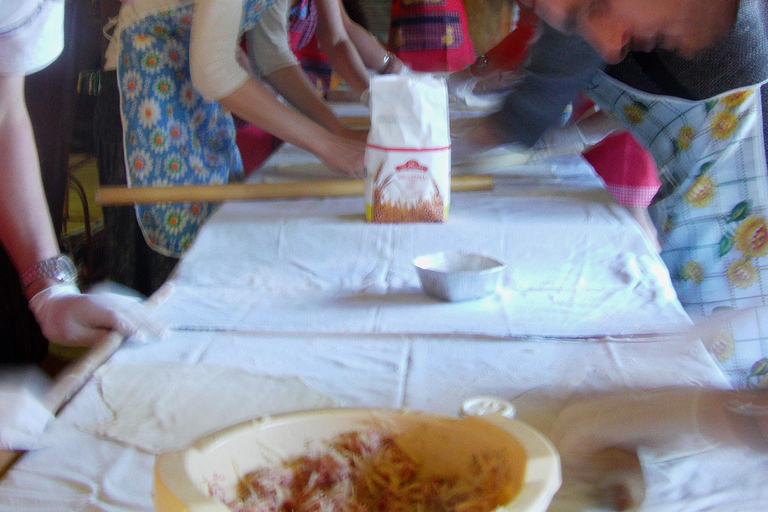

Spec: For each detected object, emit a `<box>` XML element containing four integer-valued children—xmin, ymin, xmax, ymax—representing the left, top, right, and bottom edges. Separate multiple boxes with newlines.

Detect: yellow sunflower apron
<box><xmin>587</xmin><ymin>71</ymin><xmax>768</xmax><ymax>388</ymax></box>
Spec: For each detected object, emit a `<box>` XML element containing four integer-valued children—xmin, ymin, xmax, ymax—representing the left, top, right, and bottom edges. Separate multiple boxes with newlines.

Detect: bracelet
<box><xmin>467</xmin><ymin>54</ymin><xmax>489</xmax><ymax>78</ymax></box>
<box><xmin>376</xmin><ymin>52</ymin><xmax>393</xmax><ymax>74</ymax></box>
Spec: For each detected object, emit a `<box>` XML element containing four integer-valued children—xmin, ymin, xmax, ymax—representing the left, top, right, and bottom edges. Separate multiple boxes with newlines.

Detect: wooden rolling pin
<box><xmin>96</xmin><ymin>175</ymin><xmax>494</xmax><ymax>205</ymax></box>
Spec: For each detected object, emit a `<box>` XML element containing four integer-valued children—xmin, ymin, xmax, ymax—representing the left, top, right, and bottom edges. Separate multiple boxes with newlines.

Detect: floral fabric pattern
<box><xmin>588</xmin><ymin>73</ymin><xmax>768</xmax><ymax>388</ymax></box>
<box><xmin>117</xmin><ymin>0</ymin><xmax>273</xmax><ymax>255</ymax></box>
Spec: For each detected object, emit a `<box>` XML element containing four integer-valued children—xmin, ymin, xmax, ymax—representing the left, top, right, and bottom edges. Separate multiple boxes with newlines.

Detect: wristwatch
<box><xmin>19</xmin><ymin>254</ymin><xmax>77</xmax><ymax>290</ymax></box>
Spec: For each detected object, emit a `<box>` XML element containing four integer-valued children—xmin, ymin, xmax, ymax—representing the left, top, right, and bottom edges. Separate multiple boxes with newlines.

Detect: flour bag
<box><xmin>365</xmin><ymin>75</ymin><xmax>451</xmax><ymax>222</ymax></box>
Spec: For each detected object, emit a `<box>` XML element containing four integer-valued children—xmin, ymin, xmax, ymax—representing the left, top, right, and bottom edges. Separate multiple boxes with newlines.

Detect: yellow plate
<box><xmin>154</xmin><ymin>407</ymin><xmax>560</xmax><ymax>512</ymax></box>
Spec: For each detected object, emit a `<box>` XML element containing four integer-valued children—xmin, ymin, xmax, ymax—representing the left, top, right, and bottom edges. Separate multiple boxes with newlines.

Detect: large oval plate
<box><xmin>154</xmin><ymin>408</ymin><xmax>560</xmax><ymax>512</ymax></box>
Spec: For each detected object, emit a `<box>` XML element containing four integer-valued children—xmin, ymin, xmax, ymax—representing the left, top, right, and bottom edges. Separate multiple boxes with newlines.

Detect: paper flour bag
<box><xmin>365</xmin><ymin>75</ymin><xmax>451</xmax><ymax>222</ymax></box>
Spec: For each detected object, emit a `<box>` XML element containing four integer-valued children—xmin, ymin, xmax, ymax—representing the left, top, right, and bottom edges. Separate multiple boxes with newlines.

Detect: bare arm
<box><xmin>191</xmin><ymin>0</ymin><xmax>363</xmax><ymax>175</ymax></box>
<box><xmin>218</xmin><ymin>76</ymin><xmax>365</xmax><ymax>176</ymax></box>
<box><xmin>553</xmin><ymin>387</ymin><xmax>768</xmax><ymax>467</ymax></box>
<box><xmin>339</xmin><ymin>7</ymin><xmax>403</xmax><ymax>74</ymax></box>
<box><xmin>0</xmin><ymin>74</ymin><xmax>61</xmax><ymax>299</ymax></box>
<box><xmin>264</xmin><ymin>65</ymin><xmax>348</xmax><ymax>135</ymax></box>
<box><xmin>314</xmin><ymin>0</ymin><xmax>369</xmax><ymax>92</ymax></box>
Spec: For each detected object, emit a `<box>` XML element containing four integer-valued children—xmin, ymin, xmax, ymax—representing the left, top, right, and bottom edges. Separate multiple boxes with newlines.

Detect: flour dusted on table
<box><xmin>365</xmin><ymin>75</ymin><xmax>451</xmax><ymax>222</ymax></box>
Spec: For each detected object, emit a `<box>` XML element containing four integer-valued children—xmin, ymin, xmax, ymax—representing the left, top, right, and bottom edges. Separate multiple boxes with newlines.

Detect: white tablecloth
<box><xmin>154</xmin><ymin>144</ymin><xmax>689</xmax><ymax>338</ymax></box>
<box><xmin>2</xmin><ymin>141</ymin><xmax>765</xmax><ymax>512</ymax></box>
<box><xmin>3</xmin><ymin>329</ymin><xmax>758</xmax><ymax>512</ymax></box>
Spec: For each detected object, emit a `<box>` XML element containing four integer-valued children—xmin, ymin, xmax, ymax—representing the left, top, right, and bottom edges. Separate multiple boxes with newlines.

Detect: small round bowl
<box><xmin>413</xmin><ymin>251</ymin><xmax>506</xmax><ymax>302</ymax></box>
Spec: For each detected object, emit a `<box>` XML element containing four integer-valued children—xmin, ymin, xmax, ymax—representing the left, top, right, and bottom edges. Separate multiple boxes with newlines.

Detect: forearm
<box><xmin>314</xmin><ymin>0</ymin><xmax>370</xmax><ymax>93</ymax></box>
<box><xmin>320</xmin><ymin>38</ymin><xmax>369</xmax><ymax>92</ymax></box>
<box><xmin>218</xmin><ymin>76</ymin><xmax>335</xmax><ymax>159</ymax></box>
<box><xmin>264</xmin><ymin>66</ymin><xmax>346</xmax><ymax>134</ymax></box>
<box><xmin>0</xmin><ymin>75</ymin><xmax>60</xmax><ymax>282</ymax></box>
<box><xmin>343</xmin><ymin>20</ymin><xmax>393</xmax><ymax>73</ymax></box>
<box><xmin>698</xmin><ymin>389</ymin><xmax>768</xmax><ymax>451</ymax></box>
<box><xmin>490</xmin><ymin>24</ymin><xmax>605</xmax><ymax>147</ymax></box>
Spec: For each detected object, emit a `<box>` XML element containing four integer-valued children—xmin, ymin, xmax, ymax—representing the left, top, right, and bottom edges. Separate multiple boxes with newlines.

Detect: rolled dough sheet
<box><xmin>73</xmin><ymin>363</ymin><xmax>339</xmax><ymax>454</ymax></box>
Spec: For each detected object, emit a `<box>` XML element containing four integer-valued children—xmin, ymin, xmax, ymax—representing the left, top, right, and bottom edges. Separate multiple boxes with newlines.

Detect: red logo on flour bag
<box><xmin>365</xmin><ymin>75</ymin><xmax>451</xmax><ymax>223</ymax></box>
<box><xmin>396</xmin><ymin>160</ymin><xmax>428</xmax><ymax>172</ymax></box>
<box><xmin>394</xmin><ymin>160</ymin><xmax>431</xmax><ymax>196</ymax></box>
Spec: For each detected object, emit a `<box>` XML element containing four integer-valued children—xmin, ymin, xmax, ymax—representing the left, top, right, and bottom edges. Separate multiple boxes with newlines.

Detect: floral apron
<box><xmin>117</xmin><ymin>0</ymin><xmax>274</xmax><ymax>256</ymax></box>
<box><xmin>587</xmin><ymin>72</ymin><xmax>768</xmax><ymax>388</ymax></box>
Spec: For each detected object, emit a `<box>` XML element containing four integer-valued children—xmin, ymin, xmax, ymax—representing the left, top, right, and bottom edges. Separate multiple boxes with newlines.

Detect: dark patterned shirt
<box><xmin>492</xmin><ymin>0</ymin><xmax>768</xmax><ymax>151</ymax></box>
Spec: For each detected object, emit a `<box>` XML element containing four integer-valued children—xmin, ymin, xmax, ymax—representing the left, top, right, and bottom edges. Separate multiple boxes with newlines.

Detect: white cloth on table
<box><xmin>156</xmin><ymin>148</ymin><xmax>687</xmax><ymax>338</ymax></box>
<box><xmin>0</xmin><ymin>367</ymin><xmax>53</xmax><ymax>451</ymax></box>
<box><xmin>71</xmin><ymin>362</ymin><xmax>338</xmax><ymax>454</ymax></box>
<box><xmin>2</xmin><ymin>135</ymin><xmax>758</xmax><ymax>511</ymax></box>
<box><xmin>2</xmin><ymin>329</ymin><xmax>761</xmax><ymax>512</ymax></box>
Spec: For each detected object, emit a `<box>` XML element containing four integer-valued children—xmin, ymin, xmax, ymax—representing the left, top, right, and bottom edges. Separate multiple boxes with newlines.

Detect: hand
<box><xmin>532</xmin><ymin>124</ymin><xmax>590</xmax><ymax>156</ymax></box>
<box><xmin>549</xmin><ymin>387</ymin><xmax>768</xmax><ymax>510</ymax></box>
<box><xmin>576</xmin><ymin>111</ymin><xmax>623</xmax><ymax>146</ymax></box>
<box><xmin>446</xmin><ymin>67</ymin><xmax>480</xmax><ymax>106</ymax></box>
<box><xmin>446</xmin><ymin>67</ymin><xmax>519</xmax><ymax>109</ymax></box>
<box><xmin>318</xmin><ymin>135</ymin><xmax>365</xmax><ymax>178</ymax></box>
<box><xmin>28</xmin><ymin>283</ymin><xmax>168</xmax><ymax>346</ymax></box>
<box><xmin>533</xmin><ymin>114</ymin><xmax>622</xmax><ymax>156</ymax></box>
<box><xmin>550</xmin><ymin>388</ymin><xmax>712</xmax><ymax>470</ymax></box>
<box><xmin>549</xmin><ymin>388</ymin><xmax>708</xmax><ymax>512</ymax></box>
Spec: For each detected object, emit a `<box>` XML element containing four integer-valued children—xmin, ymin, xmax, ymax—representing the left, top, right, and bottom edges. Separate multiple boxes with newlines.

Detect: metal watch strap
<box><xmin>19</xmin><ymin>254</ymin><xmax>77</xmax><ymax>290</ymax></box>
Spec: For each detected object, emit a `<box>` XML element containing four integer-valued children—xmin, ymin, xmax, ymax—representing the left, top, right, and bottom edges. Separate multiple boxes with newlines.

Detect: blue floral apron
<box><xmin>117</xmin><ymin>0</ymin><xmax>274</xmax><ymax>256</ymax></box>
<box><xmin>587</xmin><ymin>72</ymin><xmax>768</xmax><ymax>388</ymax></box>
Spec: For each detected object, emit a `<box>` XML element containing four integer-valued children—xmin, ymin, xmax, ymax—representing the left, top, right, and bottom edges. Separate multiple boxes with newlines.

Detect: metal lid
<box><xmin>460</xmin><ymin>396</ymin><xmax>516</xmax><ymax>419</ymax></box>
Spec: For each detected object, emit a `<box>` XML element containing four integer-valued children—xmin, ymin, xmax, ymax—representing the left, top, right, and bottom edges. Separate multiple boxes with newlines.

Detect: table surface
<box><xmin>154</xmin><ymin>143</ymin><xmax>690</xmax><ymax>338</ymax></box>
<box><xmin>2</xmin><ymin>140</ymin><xmax>766</xmax><ymax>512</ymax></box>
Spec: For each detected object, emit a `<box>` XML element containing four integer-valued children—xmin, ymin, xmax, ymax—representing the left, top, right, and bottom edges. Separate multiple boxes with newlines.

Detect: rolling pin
<box><xmin>96</xmin><ymin>175</ymin><xmax>495</xmax><ymax>205</ymax></box>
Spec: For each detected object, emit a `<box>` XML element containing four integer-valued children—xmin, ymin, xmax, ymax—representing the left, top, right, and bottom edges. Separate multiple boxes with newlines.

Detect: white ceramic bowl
<box><xmin>154</xmin><ymin>408</ymin><xmax>560</xmax><ymax>512</ymax></box>
<box><xmin>413</xmin><ymin>251</ymin><xmax>506</xmax><ymax>301</ymax></box>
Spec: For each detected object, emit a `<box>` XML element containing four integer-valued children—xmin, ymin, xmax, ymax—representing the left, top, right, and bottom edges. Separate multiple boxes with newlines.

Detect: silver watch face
<box><xmin>54</xmin><ymin>255</ymin><xmax>77</xmax><ymax>282</ymax></box>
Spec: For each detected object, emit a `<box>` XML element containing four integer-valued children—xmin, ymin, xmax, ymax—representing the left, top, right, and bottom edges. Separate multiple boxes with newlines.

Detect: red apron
<box><xmin>388</xmin><ymin>0</ymin><xmax>476</xmax><ymax>72</ymax></box>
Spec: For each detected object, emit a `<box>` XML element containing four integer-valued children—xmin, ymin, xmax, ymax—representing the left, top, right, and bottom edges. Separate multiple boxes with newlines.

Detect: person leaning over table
<box><xmin>458</xmin><ymin>0</ymin><xmax>768</xmax><ymax>389</ymax></box>
<box><xmin>95</xmin><ymin>0</ymin><xmax>367</xmax><ymax>296</ymax></box>
<box><xmin>234</xmin><ymin>0</ymin><xmax>407</xmax><ymax>174</ymax></box>
<box><xmin>447</xmin><ymin>4</ymin><xmax>663</xmax><ymax>251</ymax></box>
<box><xmin>246</xmin><ymin>0</ymin><xmax>407</xmax><ymax>99</ymax></box>
<box><xmin>0</xmin><ymin>0</ymin><xmax>164</xmax><ymax>362</ymax></box>
<box><xmin>549</xmin><ymin>386</ymin><xmax>768</xmax><ymax>510</ymax></box>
